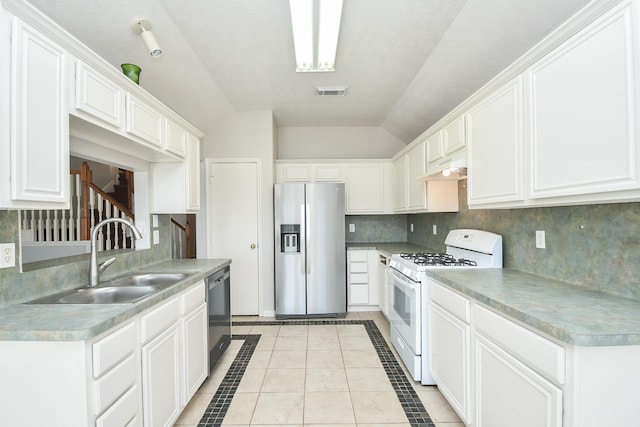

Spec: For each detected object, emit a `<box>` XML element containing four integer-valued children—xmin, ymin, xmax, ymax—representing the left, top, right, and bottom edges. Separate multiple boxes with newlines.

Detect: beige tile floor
<box><xmin>174</xmin><ymin>311</ymin><xmax>464</xmax><ymax>427</ymax></box>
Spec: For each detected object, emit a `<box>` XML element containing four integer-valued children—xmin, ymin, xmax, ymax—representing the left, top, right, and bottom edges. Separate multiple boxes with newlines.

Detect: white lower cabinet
<box><xmin>428</xmin><ymin>282</ymin><xmax>472</xmax><ymax>424</ymax></box>
<box><xmin>428</xmin><ymin>279</ymin><xmax>564</xmax><ymax>427</ymax></box>
<box><xmin>474</xmin><ymin>334</ymin><xmax>562</xmax><ymax>427</ymax></box>
<box><xmin>0</xmin><ymin>279</ymin><xmax>208</xmax><ymax>426</ymax></box>
<box><xmin>347</xmin><ymin>250</ymin><xmax>379</xmax><ymax>310</ymax></box>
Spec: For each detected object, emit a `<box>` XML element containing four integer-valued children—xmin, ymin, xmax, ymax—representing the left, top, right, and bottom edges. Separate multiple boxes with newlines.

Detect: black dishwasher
<box><xmin>206</xmin><ymin>266</ymin><xmax>231</xmax><ymax>372</ymax></box>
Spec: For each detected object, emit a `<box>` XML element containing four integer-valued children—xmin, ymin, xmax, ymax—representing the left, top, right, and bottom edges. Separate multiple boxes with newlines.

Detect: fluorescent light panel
<box><xmin>289</xmin><ymin>0</ymin><xmax>343</xmax><ymax>72</ymax></box>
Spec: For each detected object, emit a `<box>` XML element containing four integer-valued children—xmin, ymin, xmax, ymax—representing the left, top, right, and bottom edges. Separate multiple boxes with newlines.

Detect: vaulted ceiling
<box><xmin>28</xmin><ymin>0</ymin><xmax>592</xmax><ymax>143</ymax></box>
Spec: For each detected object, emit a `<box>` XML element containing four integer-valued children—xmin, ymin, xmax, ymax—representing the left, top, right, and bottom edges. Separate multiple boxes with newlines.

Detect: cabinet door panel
<box><xmin>393</xmin><ymin>156</ymin><xmax>407</xmax><ymax>211</ymax></box>
<box><xmin>429</xmin><ymin>303</ymin><xmax>471</xmax><ymax>424</ymax></box>
<box><xmin>182</xmin><ymin>304</ymin><xmax>207</xmax><ymax>403</ymax></box>
<box><xmin>475</xmin><ymin>334</ymin><xmax>562</xmax><ymax>427</ymax></box>
<box><xmin>467</xmin><ymin>78</ymin><xmax>524</xmax><ymax>205</ymax></box>
<box><xmin>125</xmin><ymin>94</ymin><xmax>163</xmax><ymax>147</ymax></box>
<box><xmin>186</xmin><ymin>133</ymin><xmax>201</xmax><ymax>211</ymax></box>
<box><xmin>75</xmin><ymin>61</ymin><xmax>122</xmax><ymax>128</ymax></box>
<box><xmin>165</xmin><ymin>119</ymin><xmax>186</xmax><ymax>157</ymax></box>
<box><xmin>345</xmin><ymin>164</ymin><xmax>384</xmax><ymax>213</ymax></box>
<box><xmin>11</xmin><ymin>19</ymin><xmax>68</xmax><ymax>204</ymax></box>
<box><xmin>443</xmin><ymin>115</ymin><xmax>466</xmax><ymax>154</ymax></box>
<box><xmin>425</xmin><ymin>132</ymin><xmax>444</xmax><ymax>163</ymax></box>
<box><xmin>528</xmin><ymin>2</ymin><xmax>640</xmax><ymax>198</ymax></box>
<box><xmin>142</xmin><ymin>325</ymin><xmax>181</xmax><ymax>427</ymax></box>
<box><xmin>407</xmin><ymin>142</ymin><xmax>427</xmax><ymax>210</ymax></box>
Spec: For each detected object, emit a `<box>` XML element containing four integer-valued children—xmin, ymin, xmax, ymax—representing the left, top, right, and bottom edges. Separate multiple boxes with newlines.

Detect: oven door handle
<box><xmin>391</xmin><ymin>269</ymin><xmax>420</xmax><ymax>291</ymax></box>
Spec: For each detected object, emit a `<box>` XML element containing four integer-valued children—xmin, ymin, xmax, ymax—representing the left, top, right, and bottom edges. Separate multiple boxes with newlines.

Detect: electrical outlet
<box><xmin>153</xmin><ymin>229</ymin><xmax>160</xmax><ymax>245</ymax></box>
<box><xmin>432</xmin><ymin>225</ymin><xmax>437</xmax><ymax>235</ymax></box>
<box><xmin>349</xmin><ymin>224</ymin><xmax>355</xmax><ymax>233</ymax></box>
<box><xmin>0</xmin><ymin>243</ymin><xmax>16</xmax><ymax>268</ymax></box>
<box><xmin>410</xmin><ymin>223</ymin><xmax>414</xmax><ymax>232</ymax></box>
<box><xmin>152</xmin><ymin>214</ymin><xmax>159</xmax><ymax>228</ymax></box>
<box><xmin>536</xmin><ymin>230</ymin><xmax>546</xmax><ymax>249</ymax></box>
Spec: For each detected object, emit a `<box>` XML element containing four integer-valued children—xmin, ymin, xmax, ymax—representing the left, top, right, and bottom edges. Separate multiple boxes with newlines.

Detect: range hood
<box><xmin>422</xmin><ymin>157</ymin><xmax>467</xmax><ymax>181</ymax></box>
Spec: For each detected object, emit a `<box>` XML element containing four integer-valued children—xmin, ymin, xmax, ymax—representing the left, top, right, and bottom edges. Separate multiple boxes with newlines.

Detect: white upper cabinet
<box><xmin>425</xmin><ymin>115</ymin><xmax>467</xmax><ymax>177</ymax></box>
<box><xmin>443</xmin><ymin>115</ymin><xmax>466</xmax><ymax>154</ymax></box>
<box><xmin>125</xmin><ymin>93</ymin><xmax>164</xmax><ymax>148</ymax></box>
<box><xmin>151</xmin><ymin>132</ymin><xmax>201</xmax><ymax>213</ymax></box>
<box><xmin>165</xmin><ymin>118</ymin><xmax>187</xmax><ymax>157</ymax></box>
<box><xmin>345</xmin><ymin>163</ymin><xmax>387</xmax><ymax>214</ymax></box>
<box><xmin>74</xmin><ymin>60</ymin><xmax>122</xmax><ymax>129</ymax></box>
<box><xmin>407</xmin><ymin>142</ymin><xmax>427</xmax><ymax>210</ymax></box>
<box><xmin>393</xmin><ymin>155</ymin><xmax>408</xmax><ymax>212</ymax></box>
<box><xmin>466</xmin><ymin>0</ymin><xmax>640</xmax><ymax>209</ymax></box>
<box><xmin>527</xmin><ymin>0</ymin><xmax>640</xmax><ymax>201</ymax></box>
<box><xmin>425</xmin><ymin>132</ymin><xmax>444</xmax><ymax>164</ymax></box>
<box><xmin>275</xmin><ymin>161</ymin><xmax>392</xmax><ymax>214</ymax></box>
<box><xmin>467</xmin><ymin>77</ymin><xmax>525</xmax><ymax>207</ymax></box>
<box><xmin>2</xmin><ymin>17</ymin><xmax>69</xmax><ymax>208</ymax></box>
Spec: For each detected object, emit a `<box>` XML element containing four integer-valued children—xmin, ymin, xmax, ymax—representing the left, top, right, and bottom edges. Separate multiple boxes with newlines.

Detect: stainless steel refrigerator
<box><xmin>274</xmin><ymin>182</ymin><xmax>346</xmax><ymax>318</ymax></box>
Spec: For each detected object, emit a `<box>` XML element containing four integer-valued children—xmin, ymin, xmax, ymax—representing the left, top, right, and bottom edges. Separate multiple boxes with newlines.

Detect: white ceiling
<box><xmin>28</xmin><ymin>0</ymin><xmax>592</xmax><ymax>143</ymax></box>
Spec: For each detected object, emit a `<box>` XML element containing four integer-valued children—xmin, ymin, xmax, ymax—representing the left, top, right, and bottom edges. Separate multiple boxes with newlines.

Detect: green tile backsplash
<box><xmin>408</xmin><ymin>181</ymin><xmax>640</xmax><ymax>301</ymax></box>
<box><xmin>345</xmin><ymin>214</ymin><xmax>407</xmax><ymax>243</ymax></box>
<box><xmin>0</xmin><ymin>210</ymin><xmax>172</xmax><ymax>306</ymax></box>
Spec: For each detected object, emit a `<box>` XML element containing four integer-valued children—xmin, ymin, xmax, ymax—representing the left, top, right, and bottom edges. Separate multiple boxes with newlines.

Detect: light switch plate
<box><xmin>349</xmin><ymin>224</ymin><xmax>355</xmax><ymax>233</ymax></box>
<box><xmin>152</xmin><ymin>215</ymin><xmax>158</xmax><ymax>228</ymax></box>
<box><xmin>0</xmin><ymin>243</ymin><xmax>16</xmax><ymax>268</ymax></box>
<box><xmin>153</xmin><ymin>230</ymin><xmax>160</xmax><ymax>245</ymax></box>
<box><xmin>536</xmin><ymin>230</ymin><xmax>546</xmax><ymax>249</ymax></box>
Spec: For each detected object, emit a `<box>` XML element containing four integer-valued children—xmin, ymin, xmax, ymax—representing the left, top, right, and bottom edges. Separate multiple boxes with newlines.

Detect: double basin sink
<box><xmin>26</xmin><ymin>273</ymin><xmax>189</xmax><ymax>305</ymax></box>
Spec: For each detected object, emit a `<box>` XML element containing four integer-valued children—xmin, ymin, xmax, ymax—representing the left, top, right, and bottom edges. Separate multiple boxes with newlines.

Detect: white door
<box><xmin>208</xmin><ymin>161</ymin><xmax>260</xmax><ymax>315</ymax></box>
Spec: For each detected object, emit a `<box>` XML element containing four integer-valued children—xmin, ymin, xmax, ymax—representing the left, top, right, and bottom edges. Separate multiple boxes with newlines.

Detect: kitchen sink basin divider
<box><xmin>20</xmin><ymin>162</ymin><xmax>136</xmax><ymax>252</ymax></box>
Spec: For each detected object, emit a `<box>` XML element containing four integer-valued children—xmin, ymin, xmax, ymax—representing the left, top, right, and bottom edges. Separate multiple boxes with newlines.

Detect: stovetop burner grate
<box><xmin>399</xmin><ymin>252</ymin><xmax>478</xmax><ymax>267</ymax></box>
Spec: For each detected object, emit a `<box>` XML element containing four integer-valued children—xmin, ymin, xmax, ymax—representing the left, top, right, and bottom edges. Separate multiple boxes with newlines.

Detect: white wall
<box><xmin>277</xmin><ymin>126</ymin><xmax>406</xmax><ymax>159</ymax></box>
<box><xmin>202</xmin><ymin>110</ymin><xmax>276</xmax><ymax>315</ymax></box>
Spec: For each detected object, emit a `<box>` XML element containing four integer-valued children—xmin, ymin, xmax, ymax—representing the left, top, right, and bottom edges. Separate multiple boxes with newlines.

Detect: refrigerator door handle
<box><xmin>305</xmin><ymin>203</ymin><xmax>311</xmax><ymax>274</ymax></box>
<box><xmin>300</xmin><ymin>203</ymin><xmax>306</xmax><ymax>275</ymax></box>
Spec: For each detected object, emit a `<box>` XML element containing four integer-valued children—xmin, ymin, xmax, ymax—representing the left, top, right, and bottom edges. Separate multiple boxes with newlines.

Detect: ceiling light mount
<box><xmin>132</xmin><ymin>19</ymin><xmax>162</xmax><ymax>57</ymax></box>
<box><xmin>289</xmin><ymin>0</ymin><xmax>343</xmax><ymax>72</ymax></box>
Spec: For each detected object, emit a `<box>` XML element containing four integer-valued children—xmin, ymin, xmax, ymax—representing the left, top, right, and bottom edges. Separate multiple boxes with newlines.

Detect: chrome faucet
<box><xmin>89</xmin><ymin>218</ymin><xmax>143</xmax><ymax>287</ymax></box>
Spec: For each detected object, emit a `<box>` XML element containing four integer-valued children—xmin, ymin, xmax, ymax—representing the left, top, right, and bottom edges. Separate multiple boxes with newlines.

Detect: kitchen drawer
<box><xmin>92</xmin><ymin>321</ymin><xmax>136</xmax><ymax>378</ymax></box>
<box><xmin>94</xmin><ymin>354</ymin><xmax>137</xmax><ymax>415</ymax></box>
<box><xmin>95</xmin><ymin>384</ymin><xmax>139</xmax><ymax>427</ymax></box>
<box><xmin>349</xmin><ymin>273</ymin><xmax>369</xmax><ymax>284</ymax></box>
<box><xmin>181</xmin><ymin>280</ymin><xmax>205</xmax><ymax>314</ymax></box>
<box><xmin>348</xmin><ymin>251</ymin><xmax>368</xmax><ymax>262</ymax></box>
<box><xmin>140</xmin><ymin>297</ymin><xmax>180</xmax><ymax>344</ymax></box>
<box><xmin>474</xmin><ymin>304</ymin><xmax>565</xmax><ymax>384</ymax></box>
<box><xmin>349</xmin><ymin>284</ymin><xmax>369</xmax><ymax>304</ymax></box>
<box><xmin>349</xmin><ymin>262</ymin><xmax>368</xmax><ymax>273</ymax></box>
<box><xmin>429</xmin><ymin>280</ymin><xmax>470</xmax><ymax>323</ymax></box>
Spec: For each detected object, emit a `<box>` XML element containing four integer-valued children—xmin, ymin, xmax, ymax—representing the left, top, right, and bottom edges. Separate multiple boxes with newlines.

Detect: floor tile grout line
<box><xmin>199</xmin><ymin>319</ymin><xmax>434</xmax><ymax>427</ymax></box>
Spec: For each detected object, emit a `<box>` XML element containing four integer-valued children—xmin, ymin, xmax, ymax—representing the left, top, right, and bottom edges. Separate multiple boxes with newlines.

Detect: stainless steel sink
<box><xmin>100</xmin><ymin>273</ymin><xmax>187</xmax><ymax>288</ymax></box>
<box><xmin>25</xmin><ymin>272</ymin><xmax>189</xmax><ymax>304</ymax></box>
<box><xmin>27</xmin><ymin>285</ymin><xmax>161</xmax><ymax>304</ymax></box>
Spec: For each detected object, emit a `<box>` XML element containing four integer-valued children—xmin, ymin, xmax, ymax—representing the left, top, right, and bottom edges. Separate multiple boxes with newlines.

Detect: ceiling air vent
<box><xmin>315</xmin><ymin>86</ymin><xmax>347</xmax><ymax>96</ymax></box>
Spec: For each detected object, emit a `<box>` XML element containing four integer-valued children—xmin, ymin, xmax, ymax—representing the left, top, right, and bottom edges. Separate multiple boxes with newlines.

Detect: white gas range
<box><xmin>388</xmin><ymin>229</ymin><xmax>502</xmax><ymax>385</ymax></box>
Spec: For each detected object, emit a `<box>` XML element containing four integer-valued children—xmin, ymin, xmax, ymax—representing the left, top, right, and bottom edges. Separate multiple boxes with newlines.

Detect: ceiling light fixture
<box><xmin>132</xmin><ymin>19</ymin><xmax>162</xmax><ymax>57</ymax></box>
<box><xmin>289</xmin><ymin>0</ymin><xmax>343</xmax><ymax>72</ymax></box>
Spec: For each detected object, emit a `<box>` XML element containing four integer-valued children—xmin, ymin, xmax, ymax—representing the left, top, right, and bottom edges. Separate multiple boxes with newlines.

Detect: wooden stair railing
<box><xmin>21</xmin><ymin>162</ymin><xmax>136</xmax><ymax>252</ymax></box>
<box><xmin>170</xmin><ymin>217</ymin><xmax>193</xmax><ymax>259</ymax></box>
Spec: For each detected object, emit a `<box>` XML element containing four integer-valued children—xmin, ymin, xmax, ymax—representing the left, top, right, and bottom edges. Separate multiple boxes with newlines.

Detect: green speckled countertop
<box><xmin>0</xmin><ymin>259</ymin><xmax>230</xmax><ymax>341</ymax></box>
<box><xmin>429</xmin><ymin>269</ymin><xmax>640</xmax><ymax>347</ymax></box>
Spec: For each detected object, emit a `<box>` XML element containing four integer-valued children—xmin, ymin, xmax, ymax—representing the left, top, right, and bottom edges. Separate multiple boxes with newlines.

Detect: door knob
<box><xmin>250</xmin><ymin>243</ymin><xmax>256</xmax><ymax>249</ymax></box>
